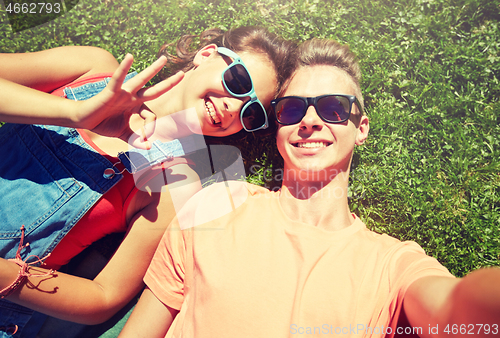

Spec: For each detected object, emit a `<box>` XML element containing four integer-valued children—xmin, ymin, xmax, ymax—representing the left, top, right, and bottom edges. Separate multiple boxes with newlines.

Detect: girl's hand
<box><xmin>76</xmin><ymin>54</ymin><xmax>184</xmax><ymax>147</ymax></box>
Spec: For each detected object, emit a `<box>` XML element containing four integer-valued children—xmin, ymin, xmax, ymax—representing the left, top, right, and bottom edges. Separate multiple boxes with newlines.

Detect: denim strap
<box><xmin>104</xmin><ymin>135</ymin><xmax>206</xmax><ymax>178</ymax></box>
<box><xmin>63</xmin><ymin>72</ymin><xmax>138</xmax><ymax>101</ymax></box>
<box><xmin>116</xmin><ymin>139</ymin><xmax>184</xmax><ymax>175</ymax></box>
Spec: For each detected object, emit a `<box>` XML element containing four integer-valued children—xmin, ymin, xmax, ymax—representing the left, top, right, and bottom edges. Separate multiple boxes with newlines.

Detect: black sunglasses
<box><xmin>271</xmin><ymin>94</ymin><xmax>363</xmax><ymax>125</ymax></box>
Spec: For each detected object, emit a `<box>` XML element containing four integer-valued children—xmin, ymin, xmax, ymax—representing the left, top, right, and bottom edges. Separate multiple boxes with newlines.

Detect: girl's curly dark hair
<box><xmin>157</xmin><ymin>26</ymin><xmax>296</xmax><ymax>101</ymax></box>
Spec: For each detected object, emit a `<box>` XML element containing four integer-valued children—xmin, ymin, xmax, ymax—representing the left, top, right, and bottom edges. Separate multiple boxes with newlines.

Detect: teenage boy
<box><xmin>119</xmin><ymin>38</ymin><xmax>500</xmax><ymax>338</ymax></box>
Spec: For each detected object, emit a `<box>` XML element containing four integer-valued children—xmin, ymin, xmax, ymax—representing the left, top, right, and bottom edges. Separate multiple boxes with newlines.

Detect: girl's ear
<box><xmin>355</xmin><ymin>115</ymin><xmax>370</xmax><ymax>145</ymax></box>
<box><xmin>193</xmin><ymin>44</ymin><xmax>218</xmax><ymax>67</ymax></box>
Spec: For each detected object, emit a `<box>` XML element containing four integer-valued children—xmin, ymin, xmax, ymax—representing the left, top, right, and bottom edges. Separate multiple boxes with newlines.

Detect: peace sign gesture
<box><xmin>76</xmin><ymin>54</ymin><xmax>184</xmax><ymax>147</ymax></box>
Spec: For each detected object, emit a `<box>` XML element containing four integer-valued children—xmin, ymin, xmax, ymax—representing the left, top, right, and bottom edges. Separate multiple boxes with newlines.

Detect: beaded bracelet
<box><xmin>0</xmin><ymin>225</ymin><xmax>55</xmax><ymax>299</ymax></box>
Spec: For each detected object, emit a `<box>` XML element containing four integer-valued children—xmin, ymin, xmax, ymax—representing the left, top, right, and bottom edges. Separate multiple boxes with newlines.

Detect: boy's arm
<box><xmin>404</xmin><ymin>268</ymin><xmax>500</xmax><ymax>337</ymax></box>
<box><xmin>118</xmin><ymin>288</ymin><xmax>178</xmax><ymax>338</ymax></box>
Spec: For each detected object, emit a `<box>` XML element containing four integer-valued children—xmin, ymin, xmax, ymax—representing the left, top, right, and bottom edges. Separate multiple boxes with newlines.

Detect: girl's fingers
<box><xmin>107</xmin><ymin>53</ymin><xmax>134</xmax><ymax>93</ymax></box>
<box><xmin>140</xmin><ymin>109</ymin><xmax>157</xmax><ymax>144</ymax></box>
<box><xmin>127</xmin><ymin>109</ymin><xmax>156</xmax><ymax>150</ymax></box>
<box><xmin>137</xmin><ymin>71</ymin><xmax>184</xmax><ymax>101</ymax></box>
<box><xmin>124</xmin><ymin>56</ymin><xmax>168</xmax><ymax>93</ymax></box>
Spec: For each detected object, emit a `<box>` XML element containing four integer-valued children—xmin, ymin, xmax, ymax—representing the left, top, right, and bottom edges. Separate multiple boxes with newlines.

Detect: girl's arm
<box><xmin>1</xmin><ymin>164</ymin><xmax>201</xmax><ymax>324</ymax></box>
<box><xmin>0</xmin><ymin>46</ymin><xmax>184</xmax><ymax>144</ymax></box>
<box><xmin>118</xmin><ymin>288</ymin><xmax>178</xmax><ymax>338</ymax></box>
<box><xmin>0</xmin><ymin>46</ymin><xmax>119</xmax><ymax>92</ymax></box>
<box><xmin>0</xmin><ymin>46</ymin><xmax>115</xmax><ymax>126</ymax></box>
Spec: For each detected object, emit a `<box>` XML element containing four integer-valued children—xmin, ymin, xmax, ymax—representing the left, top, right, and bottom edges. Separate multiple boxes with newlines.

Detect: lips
<box><xmin>205</xmin><ymin>98</ymin><xmax>221</xmax><ymax>125</ymax></box>
<box><xmin>292</xmin><ymin>141</ymin><xmax>332</xmax><ymax>148</ymax></box>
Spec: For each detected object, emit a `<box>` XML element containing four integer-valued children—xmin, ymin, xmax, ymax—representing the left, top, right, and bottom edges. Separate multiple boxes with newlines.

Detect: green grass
<box><xmin>1</xmin><ymin>0</ymin><xmax>499</xmax><ymax>277</ymax></box>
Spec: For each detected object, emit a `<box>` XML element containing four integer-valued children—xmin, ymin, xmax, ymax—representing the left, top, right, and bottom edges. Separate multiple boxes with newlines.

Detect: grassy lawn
<box><xmin>1</xmin><ymin>0</ymin><xmax>499</xmax><ymax>279</ymax></box>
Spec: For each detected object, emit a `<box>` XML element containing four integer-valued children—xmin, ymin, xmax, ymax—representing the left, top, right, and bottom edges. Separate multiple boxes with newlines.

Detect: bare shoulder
<box><xmin>59</xmin><ymin>46</ymin><xmax>119</xmax><ymax>76</ymax></box>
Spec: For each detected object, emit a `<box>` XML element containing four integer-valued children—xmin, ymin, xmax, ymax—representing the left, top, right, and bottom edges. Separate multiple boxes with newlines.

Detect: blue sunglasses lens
<box><xmin>241</xmin><ymin>101</ymin><xmax>267</xmax><ymax>131</ymax></box>
<box><xmin>316</xmin><ymin>96</ymin><xmax>350</xmax><ymax>122</ymax></box>
<box><xmin>223</xmin><ymin>64</ymin><xmax>253</xmax><ymax>95</ymax></box>
<box><xmin>275</xmin><ymin>98</ymin><xmax>307</xmax><ymax>125</ymax></box>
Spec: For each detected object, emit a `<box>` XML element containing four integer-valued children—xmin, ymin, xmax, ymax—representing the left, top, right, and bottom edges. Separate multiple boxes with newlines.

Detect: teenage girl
<box><xmin>0</xmin><ymin>26</ymin><xmax>296</xmax><ymax>337</ymax></box>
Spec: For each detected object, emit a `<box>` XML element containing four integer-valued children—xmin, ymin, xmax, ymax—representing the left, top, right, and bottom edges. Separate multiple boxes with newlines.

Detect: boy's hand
<box><xmin>76</xmin><ymin>54</ymin><xmax>184</xmax><ymax>147</ymax></box>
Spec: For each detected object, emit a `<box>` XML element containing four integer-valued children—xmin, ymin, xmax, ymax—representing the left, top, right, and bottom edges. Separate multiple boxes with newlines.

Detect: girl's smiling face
<box><xmin>181</xmin><ymin>45</ymin><xmax>278</xmax><ymax>137</ymax></box>
<box><xmin>276</xmin><ymin>65</ymin><xmax>369</xmax><ymax>180</ymax></box>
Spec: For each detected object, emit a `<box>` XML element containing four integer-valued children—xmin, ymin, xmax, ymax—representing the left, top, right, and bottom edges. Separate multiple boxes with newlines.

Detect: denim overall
<box><xmin>0</xmin><ymin>73</ymin><xmax>205</xmax><ymax>337</ymax></box>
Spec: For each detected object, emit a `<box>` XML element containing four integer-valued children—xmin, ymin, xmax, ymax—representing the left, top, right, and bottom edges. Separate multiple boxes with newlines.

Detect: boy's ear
<box><xmin>355</xmin><ymin>115</ymin><xmax>370</xmax><ymax>145</ymax></box>
<box><xmin>193</xmin><ymin>44</ymin><xmax>218</xmax><ymax>67</ymax></box>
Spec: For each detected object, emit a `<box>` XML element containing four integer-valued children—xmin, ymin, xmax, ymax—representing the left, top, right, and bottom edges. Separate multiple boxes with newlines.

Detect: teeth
<box><xmin>295</xmin><ymin>142</ymin><xmax>329</xmax><ymax>148</ymax></box>
<box><xmin>205</xmin><ymin>100</ymin><xmax>220</xmax><ymax>124</ymax></box>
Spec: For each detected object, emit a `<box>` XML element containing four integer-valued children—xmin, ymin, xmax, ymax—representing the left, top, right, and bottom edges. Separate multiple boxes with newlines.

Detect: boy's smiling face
<box><xmin>276</xmin><ymin>65</ymin><xmax>369</xmax><ymax>181</ymax></box>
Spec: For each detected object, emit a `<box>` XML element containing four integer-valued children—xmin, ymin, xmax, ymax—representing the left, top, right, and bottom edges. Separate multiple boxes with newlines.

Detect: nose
<box><xmin>222</xmin><ymin>96</ymin><xmax>245</xmax><ymax>119</ymax></box>
<box><xmin>299</xmin><ymin>105</ymin><xmax>323</xmax><ymax>130</ymax></box>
